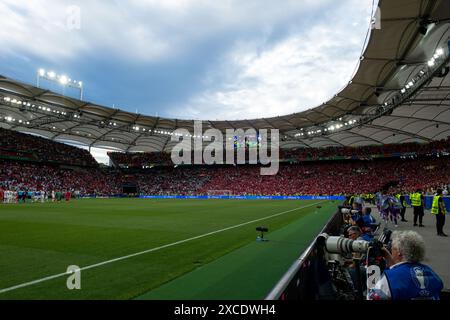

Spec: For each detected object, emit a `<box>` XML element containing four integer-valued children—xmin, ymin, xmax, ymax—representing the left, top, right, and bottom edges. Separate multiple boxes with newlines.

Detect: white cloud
<box><xmin>0</xmin><ymin>0</ymin><xmax>375</xmax><ymax>120</ymax></box>
<box><xmin>168</xmin><ymin>0</ymin><xmax>373</xmax><ymax>120</ymax></box>
<box><xmin>0</xmin><ymin>0</ymin><xmax>332</xmax><ymax>62</ymax></box>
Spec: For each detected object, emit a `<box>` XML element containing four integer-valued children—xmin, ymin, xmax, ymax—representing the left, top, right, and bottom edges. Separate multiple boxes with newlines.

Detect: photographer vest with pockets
<box><xmin>384</xmin><ymin>262</ymin><xmax>443</xmax><ymax>300</ymax></box>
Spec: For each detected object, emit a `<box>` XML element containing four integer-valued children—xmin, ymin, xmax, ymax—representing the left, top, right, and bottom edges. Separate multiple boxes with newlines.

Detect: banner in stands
<box><xmin>139</xmin><ymin>195</ymin><xmax>347</xmax><ymax>200</ymax></box>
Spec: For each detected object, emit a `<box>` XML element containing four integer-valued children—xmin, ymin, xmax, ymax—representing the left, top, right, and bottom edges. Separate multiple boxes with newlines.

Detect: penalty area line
<box><xmin>0</xmin><ymin>201</ymin><xmax>325</xmax><ymax>294</ymax></box>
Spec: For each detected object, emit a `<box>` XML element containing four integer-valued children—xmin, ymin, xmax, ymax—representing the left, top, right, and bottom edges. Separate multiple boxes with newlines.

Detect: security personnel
<box><xmin>410</xmin><ymin>189</ymin><xmax>424</xmax><ymax>227</ymax></box>
<box><xmin>431</xmin><ymin>189</ymin><xmax>447</xmax><ymax>237</ymax></box>
<box><xmin>395</xmin><ymin>192</ymin><xmax>408</xmax><ymax>222</ymax></box>
<box><xmin>349</xmin><ymin>195</ymin><xmax>355</xmax><ymax>207</ymax></box>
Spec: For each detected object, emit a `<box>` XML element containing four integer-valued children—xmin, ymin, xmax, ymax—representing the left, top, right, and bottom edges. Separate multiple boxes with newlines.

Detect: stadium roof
<box><xmin>1</xmin><ymin>0</ymin><xmax>450</xmax><ymax>152</ymax></box>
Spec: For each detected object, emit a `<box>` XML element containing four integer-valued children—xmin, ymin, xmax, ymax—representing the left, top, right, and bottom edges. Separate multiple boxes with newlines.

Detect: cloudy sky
<box><xmin>0</xmin><ymin>0</ymin><xmax>375</xmax><ymax>121</ymax></box>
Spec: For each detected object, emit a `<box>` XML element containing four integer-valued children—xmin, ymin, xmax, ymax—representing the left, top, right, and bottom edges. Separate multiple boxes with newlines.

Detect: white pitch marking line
<box><xmin>0</xmin><ymin>201</ymin><xmax>325</xmax><ymax>294</ymax></box>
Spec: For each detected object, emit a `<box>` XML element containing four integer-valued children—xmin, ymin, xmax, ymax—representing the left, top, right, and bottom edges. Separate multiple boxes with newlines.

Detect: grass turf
<box><xmin>0</xmin><ymin>199</ymin><xmax>336</xmax><ymax>299</ymax></box>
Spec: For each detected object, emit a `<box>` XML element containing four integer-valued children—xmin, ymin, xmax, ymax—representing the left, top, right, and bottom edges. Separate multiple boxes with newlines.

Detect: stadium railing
<box><xmin>265</xmin><ymin>207</ymin><xmax>342</xmax><ymax>300</ymax></box>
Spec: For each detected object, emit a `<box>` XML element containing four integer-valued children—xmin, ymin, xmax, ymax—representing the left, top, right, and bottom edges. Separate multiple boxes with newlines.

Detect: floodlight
<box><xmin>38</xmin><ymin>69</ymin><xmax>45</xmax><ymax>76</ymax></box>
<box><xmin>48</xmin><ymin>71</ymin><xmax>56</xmax><ymax>78</ymax></box>
<box><xmin>59</xmin><ymin>75</ymin><xmax>68</xmax><ymax>85</ymax></box>
<box><xmin>436</xmin><ymin>48</ymin><xmax>444</xmax><ymax>56</ymax></box>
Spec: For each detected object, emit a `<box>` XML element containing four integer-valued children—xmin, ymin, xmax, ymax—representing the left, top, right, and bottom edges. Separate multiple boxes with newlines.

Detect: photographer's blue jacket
<box><xmin>384</xmin><ymin>262</ymin><xmax>443</xmax><ymax>300</ymax></box>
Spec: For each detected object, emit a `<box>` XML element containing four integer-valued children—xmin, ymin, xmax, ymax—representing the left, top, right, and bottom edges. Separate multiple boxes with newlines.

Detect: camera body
<box><xmin>319</xmin><ymin>229</ymin><xmax>391</xmax><ymax>266</ymax></box>
<box><xmin>316</xmin><ymin>228</ymin><xmax>393</xmax><ymax>300</ymax></box>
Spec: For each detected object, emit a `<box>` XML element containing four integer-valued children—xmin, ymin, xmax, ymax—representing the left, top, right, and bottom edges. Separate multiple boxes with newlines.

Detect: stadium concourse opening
<box><xmin>1</xmin><ymin>0</ymin><xmax>450</xmax><ymax>303</ymax></box>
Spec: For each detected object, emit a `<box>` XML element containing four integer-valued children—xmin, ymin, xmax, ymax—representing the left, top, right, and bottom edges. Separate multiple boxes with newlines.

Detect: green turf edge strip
<box><xmin>136</xmin><ymin>203</ymin><xmax>334</xmax><ymax>300</ymax></box>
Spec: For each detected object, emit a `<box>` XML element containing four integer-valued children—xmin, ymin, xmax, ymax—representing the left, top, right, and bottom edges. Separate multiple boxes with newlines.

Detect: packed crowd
<box><xmin>0</xmin><ymin>128</ymin><xmax>449</xmax><ymax>199</ymax></box>
<box><xmin>108</xmin><ymin>138</ymin><xmax>450</xmax><ymax>168</ymax></box>
<box><xmin>1</xmin><ymin>155</ymin><xmax>449</xmax><ymax>199</ymax></box>
<box><xmin>0</xmin><ymin>161</ymin><xmax>121</xmax><ymax>196</ymax></box>
<box><xmin>282</xmin><ymin>138</ymin><xmax>450</xmax><ymax>161</ymax></box>
<box><xmin>0</xmin><ymin>128</ymin><xmax>97</xmax><ymax>167</ymax></box>
<box><xmin>197</xmin><ymin>158</ymin><xmax>450</xmax><ymax>196</ymax></box>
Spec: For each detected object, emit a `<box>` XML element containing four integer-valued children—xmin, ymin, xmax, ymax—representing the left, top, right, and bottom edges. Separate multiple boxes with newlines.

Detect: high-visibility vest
<box><xmin>431</xmin><ymin>195</ymin><xmax>446</xmax><ymax>215</ymax></box>
<box><xmin>349</xmin><ymin>196</ymin><xmax>355</xmax><ymax>205</ymax></box>
<box><xmin>410</xmin><ymin>193</ymin><xmax>422</xmax><ymax>207</ymax></box>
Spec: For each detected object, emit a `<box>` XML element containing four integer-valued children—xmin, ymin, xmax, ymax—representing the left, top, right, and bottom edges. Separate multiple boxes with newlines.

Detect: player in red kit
<box><xmin>65</xmin><ymin>191</ymin><xmax>72</xmax><ymax>202</ymax></box>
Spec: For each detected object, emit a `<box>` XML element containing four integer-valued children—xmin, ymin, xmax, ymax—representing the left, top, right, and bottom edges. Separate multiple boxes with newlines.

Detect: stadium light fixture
<box><xmin>59</xmin><ymin>75</ymin><xmax>68</xmax><ymax>85</ymax></box>
<box><xmin>37</xmin><ymin>69</ymin><xmax>84</xmax><ymax>100</ymax></box>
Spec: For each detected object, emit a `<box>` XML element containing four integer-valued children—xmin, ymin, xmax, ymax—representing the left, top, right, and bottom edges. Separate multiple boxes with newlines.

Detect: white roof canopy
<box><xmin>1</xmin><ymin>0</ymin><xmax>450</xmax><ymax>152</ymax></box>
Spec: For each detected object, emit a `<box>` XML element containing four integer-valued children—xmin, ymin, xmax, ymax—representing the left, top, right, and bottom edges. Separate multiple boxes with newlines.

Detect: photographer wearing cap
<box><xmin>368</xmin><ymin>230</ymin><xmax>443</xmax><ymax>300</ymax></box>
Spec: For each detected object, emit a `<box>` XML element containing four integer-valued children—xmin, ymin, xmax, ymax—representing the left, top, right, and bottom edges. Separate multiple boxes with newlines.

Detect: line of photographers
<box><xmin>330</xmin><ymin>197</ymin><xmax>445</xmax><ymax>300</ymax></box>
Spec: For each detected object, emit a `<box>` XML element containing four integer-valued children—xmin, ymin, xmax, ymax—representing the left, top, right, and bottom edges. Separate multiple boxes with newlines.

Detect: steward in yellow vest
<box><xmin>396</xmin><ymin>192</ymin><xmax>408</xmax><ymax>222</ymax></box>
<box><xmin>410</xmin><ymin>189</ymin><xmax>424</xmax><ymax>227</ymax></box>
<box><xmin>432</xmin><ymin>189</ymin><xmax>447</xmax><ymax>237</ymax></box>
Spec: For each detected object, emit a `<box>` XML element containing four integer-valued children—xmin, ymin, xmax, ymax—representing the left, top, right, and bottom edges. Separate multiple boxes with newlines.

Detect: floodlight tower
<box><xmin>37</xmin><ymin>69</ymin><xmax>84</xmax><ymax>100</ymax></box>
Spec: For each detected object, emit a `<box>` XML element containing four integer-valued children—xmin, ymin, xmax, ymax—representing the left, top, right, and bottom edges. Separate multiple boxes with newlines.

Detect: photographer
<box><xmin>362</xmin><ymin>207</ymin><xmax>378</xmax><ymax>232</ymax></box>
<box><xmin>368</xmin><ymin>230</ymin><xmax>443</xmax><ymax>300</ymax></box>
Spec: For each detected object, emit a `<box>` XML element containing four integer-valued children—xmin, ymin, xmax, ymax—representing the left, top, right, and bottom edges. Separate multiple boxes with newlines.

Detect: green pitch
<box><xmin>0</xmin><ymin>199</ymin><xmax>337</xmax><ymax>299</ymax></box>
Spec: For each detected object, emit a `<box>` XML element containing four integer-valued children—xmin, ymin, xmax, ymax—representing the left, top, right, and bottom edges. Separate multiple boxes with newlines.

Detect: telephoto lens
<box><xmin>318</xmin><ymin>233</ymin><xmax>369</xmax><ymax>254</ymax></box>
